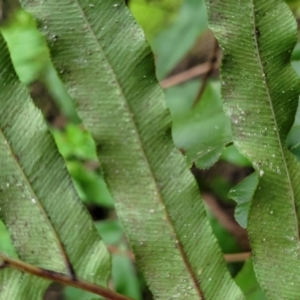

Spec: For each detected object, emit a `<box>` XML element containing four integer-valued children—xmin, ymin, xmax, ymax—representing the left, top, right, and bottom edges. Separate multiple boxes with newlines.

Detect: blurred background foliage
<box><xmin>2</xmin><ymin>0</ymin><xmax>300</xmax><ymax>299</ymax></box>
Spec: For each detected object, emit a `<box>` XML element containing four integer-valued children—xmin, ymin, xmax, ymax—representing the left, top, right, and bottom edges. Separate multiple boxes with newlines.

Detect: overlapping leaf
<box><xmin>228</xmin><ymin>172</ymin><xmax>259</xmax><ymax>228</ymax></box>
<box><xmin>22</xmin><ymin>0</ymin><xmax>244</xmax><ymax>298</ymax></box>
<box><xmin>166</xmin><ymin>80</ymin><xmax>232</xmax><ymax>169</ymax></box>
<box><xmin>206</xmin><ymin>0</ymin><xmax>300</xmax><ymax>297</ymax></box>
<box><xmin>0</xmin><ymin>37</ymin><xmax>110</xmax><ymax>299</ymax></box>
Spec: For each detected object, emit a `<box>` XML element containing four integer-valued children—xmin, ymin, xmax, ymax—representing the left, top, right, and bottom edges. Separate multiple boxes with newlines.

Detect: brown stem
<box><xmin>193</xmin><ymin>38</ymin><xmax>220</xmax><ymax>107</ymax></box>
<box><xmin>160</xmin><ymin>62</ymin><xmax>216</xmax><ymax>89</ymax></box>
<box><xmin>107</xmin><ymin>245</ymin><xmax>135</xmax><ymax>261</ymax></box>
<box><xmin>107</xmin><ymin>244</ymin><xmax>251</xmax><ymax>264</ymax></box>
<box><xmin>202</xmin><ymin>193</ymin><xmax>250</xmax><ymax>251</ymax></box>
<box><xmin>224</xmin><ymin>252</ymin><xmax>251</xmax><ymax>263</ymax></box>
<box><xmin>0</xmin><ymin>253</ymin><xmax>133</xmax><ymax>300</ymax></box>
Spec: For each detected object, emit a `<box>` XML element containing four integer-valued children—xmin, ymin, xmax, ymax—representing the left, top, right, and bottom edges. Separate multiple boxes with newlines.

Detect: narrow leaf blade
<box><xmin>0</xmin><ymin>36</ymin><xmax>110</xmax><ymax>298</ymax></box>
<box><xmin>23</xmin><ymin>0</ymin><xmax>244</xmax><ymax>298</ymax></box>
<box><xmin>206</xmin><ymin>0</ymin><xmax>300</xmax><ymax>296</ymax></box>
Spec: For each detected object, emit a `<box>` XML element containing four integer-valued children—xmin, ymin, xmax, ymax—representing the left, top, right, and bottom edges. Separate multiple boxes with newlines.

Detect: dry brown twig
<box><xmin>0</xmin><ymin>253</ymin><xmax>132</xmax><ymax>300</ymax></box>
<box><xmin>107</xmin><ymin>244</ymin><xmax>251</xmax><ymax>263</ymax></box>
<box><xmin>160</xmin><ymin>62</ymin><xmax>218</xmax><ymax>88</ymax></box>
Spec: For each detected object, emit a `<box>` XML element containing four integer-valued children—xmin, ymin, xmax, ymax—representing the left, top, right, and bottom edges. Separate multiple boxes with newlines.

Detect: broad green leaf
<box><xmin>0</xmin><ymin>6</ymin><xmax>79</xmax><ymax>123</ymax></box>
<box><xmin>96</xmin><ymin>221</ymin><xmax>142</xmax><ymax>299</ymax></box>
<box><xmin>220</xmin><ymin>145</ymin><xmax>252</xmax><ymax>167</ymax></box>
<box><xmin>166</xmin><ymin>80</ymin><xmax>232</xmax><ymax>169</ymax></box>
<box><xmin>66</xmin><ymin>161</ymin><xmax>114</xmax><ymax>207</ymax></box>
<box><xmin>286</xmin><ymin>122</ymin><xmax>300</xmax><ymax>160</ymax></box>
<box><xmin>24</xmin><ymin>0</ymin><xmax>244</xmax><ymax>298</ymax></box>
<box><xmin>235</xmin><ymin>258</ymin><xmax>266</xmax><ymax>300</ymax></box>
<box><xmin>52</xmin><ymin>125</ymin><xmax>114</xmax><ymax>206</ymax></box>
<box><xmin>205</xmin><ymin>208</ymin><xmax>241</xmax><ymax>255</ymax></box>
<box><xmin>129</xmin><ymin>0</ymin><xmax>183</xmax><ymax>42</ymax></box>
<box><xmin>287</xmin><ymin>0</ymin><xmax>300</xmax><ymax>11</ymax></box>
<box><xmin>206</xmin><ymin>0</ymin><xmax>300</xmax><ymax>296</ymax></box>
<box><xmin>0</xmin><ymin>37</ymin><xmax>110</xmax><ymax>299</ymax></box>
<box><xmin>228</xmin><ymin>172</ymin><xmax>259</xmax><ymax>229</ymax></box>
<box><xmin>0</xmin><ymin>221</ymin><xmax>18</xmax><ymax>258</ymax></box>
<box><xmin>64</xmin><ymin>286</ymin><xmax>104</xmax><ymax>300</ymax></box>
<box><xmin>52</xmin><ymin>124</ymin><xmax>98</xmax><ymax>161</ymax></box>
<box><xmin>286</xmin><ymin>97</ymin><xmax>300</xmax><ymax>158</ymax></box>
<box><xmin>95</xmin><ymin>221</ymin><xmax>124</xmax><ymax>246</ymax></box>
<box><xmin>112</xmin><ymin>255</ymin><xmax>142</xmax><ymax>300</ymax></box>
<box><xmin>153</xmin><ymin>0</ymin><xmax>209</xmax><ymax>79</ymax></box>
<box><xmin>291</xmin><ymin>42</ymin><xmax>300</xmax><ymax>60</ymax></box>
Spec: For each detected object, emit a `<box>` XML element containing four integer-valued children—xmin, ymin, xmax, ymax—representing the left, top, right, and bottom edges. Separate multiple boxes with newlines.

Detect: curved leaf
<box><xmin>129</xmin><ymin>0</ymin><xmax>183</xmax><ymax>43</ymax></box>
<box><xmin>166</xmin><ymin>80</ymin><xmax>232</xmax><ymax>169</ymax></box>
<box><xmin>235</xmin><ymin>258</ymin><xmax>266</xmax><ymax>300</ymax></box>
<box><xmin>0</xmin><ymin>5</ymin><xmax>79</xmax><ymax>123</ymax></box>
<box><xmin>228</xmin><ymin>172</ymin><xmax>259</xmax><ymax>229</ymax></box>
<box><xmin>153</xmin><ymin>0</ymin><xmax>209</xmax><ymax>79</ymax></box>
<box><xmin>23</xmin><ymin>0</ymin><xmax>244</xmax><ymax>298</ymax></box>
<box><xmin>0</xmin><ymin>37</ymin><xmax>110</xmax><ymax>299</ymax></box>
<box><xmin>206</xmin><ymin>0</ymin><xmax>300</xmax><ymax>296</ymax></box>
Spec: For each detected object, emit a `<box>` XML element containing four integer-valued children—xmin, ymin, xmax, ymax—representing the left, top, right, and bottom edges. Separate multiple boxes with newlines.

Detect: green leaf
<box><xmin>166</xmin><ymin>80</ymin><xmax>232</xmax><ymax>169</ymax></box>
<box><xmin>66</xmin><ymin>161</ymin><xmax>114</xmax><ymax>207</ymax></box>
<box><xmin>53</xmin><ymin>124</ymin><xmax>98</xmax><ymax>161</ymax></box>
<box><xmin>220</xmin><ymin>145</ymin><xmax>252</xmax><ymax>167</ymax></box>
<box><xmin>112</xmin><ymin>255</ymin><xmax>142</xmax><ymax>300</ymax></box>
<box><xmin>24</xmin><ymin>0</ymin><xmax>244</xmax><ymax>298</ymax></box>
<box><xmin>286</xmin><ymin>100</ymin><xmax>300</xmax><ymax>159</ymax></box>
<box><xmin>64</xmin><ymin>286</ymin><xmax>103</xmax><ymax>300</ymax></box>
<box><xmin>96</xmin><ymin>221</ymin><xmax>142</xmax><ymax>299</ymax></box>
<box><xmin>153</xmin><ymin>0</ymin><xmax>209</xmax><ymax>79</ymax></box>
<box><xmin>207</xmin><ymin>0</ymin><xmax>300</xmax><ymax>296</ymax></box>
<box><xmin>95</xmin><ymin>221</ymin><xmax>124</xmax><ymax>246</ymax></box>
<box><xmin>129</xmin><ymin>0</ymin><xmax>183</xmax><ymax>42</ymax></box>
<box><xmin>0</xmin><ymin>7</ymin><xmax>79</xmax><ymax>123</ymax></box>
<box><xmin>0</xmin><ymin>220</ymin><xmax>18</xmax><ymax>258</ymax></box>
<box><xmin>235</xmin><ymin>258</ymin><xmax>266</xmax><ymax>300</ymax></box>
<box><xmin>0</xmin><ymin>36</ymin><xmax>110</xmax><ymax>298</ymax></box>
<box><xmin>205</xmin><ymin>208</ymin><xmax>241</xmax><ymax>255</ymax></box>
<box><xmin>291</xmin><ymin>41</ymin><xmax>300</xmax><ymax>60</ymax></box>
<box><xmin>228</xmin><ymin>172</ymin><xmax>259</xmax><ymax>229</ymax></box>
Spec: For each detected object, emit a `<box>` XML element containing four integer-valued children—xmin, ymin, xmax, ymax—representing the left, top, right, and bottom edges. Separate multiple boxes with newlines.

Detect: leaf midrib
<box><xmin>73</xmin><ymin>1</ymin><xmax>204</xmax><ymax>297</ymax></box>
<box><xmin>251</xmin><ymin>1</ymin><xmax>300</xmax><ymax>240</ymax></box>
<box><xmin>0</xmin><ymin>124</ymin><xmax>73</xmax><ymax>275</ymax></box>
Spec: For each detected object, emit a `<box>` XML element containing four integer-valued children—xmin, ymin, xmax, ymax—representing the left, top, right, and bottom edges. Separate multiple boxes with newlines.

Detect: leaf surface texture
<box><xmin>0</xmin><ymin>36</ymin><xmax>110</xmax><ymax>299</ymax></box>
<box><xmin>206</xmin><ymin>0</ymin><xmax>300</xmax><ymax>297</ymax></box>
<box><xmin>22</xmin><ymin>0</ymin><xmax>244</xmax><ymax>298</ymax></box>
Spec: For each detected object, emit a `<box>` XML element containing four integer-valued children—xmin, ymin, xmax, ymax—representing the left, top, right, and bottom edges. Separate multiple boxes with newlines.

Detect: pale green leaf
<box><xmin>64</xmin><ymin>286</ymin><xmax>103</xmax><ymax>300</ymax></box>
<box><xmin>129</xmin><ymin>0</ymin><xmax>183</xmax><ymax>42</ymax></box>
<box><xmin>220</xmin><ymin>145</ymin><xmax>252</xmax><ymax>167</ymax></box>
<box><xmin>166</xmin><ymin>80</ymin><xmax>232</xmax><ymax>169</ymax></box>
<box><xmin>0</xmin><ymin>6</ymin><xmax>80</xmax><ymax>123</ymax></box>
<box><xmin>0</xmin><ymin>37</ymin><xmax>110</xmax><ymax>299</ymax></box>
<box><xmin>228</xmin><ymin>172</ymin><xmax>259</xmax><ymax>229</ymax></box>
<box><xmin>112</xmin><ymin>255</ymin><xmax>142</xmax><ymax>300</ymax></box>
<box><xmin>206</xmin><ymin>0</ymin><xmax>300</xmax><ymax>297</ymax></box>
<box><xmin>0</xmin><ymin>221</ymin><xmax>18</xmax><ymax>258</ymax></box>
<box><xmin>153</xmin><ymin>0</ymin><xmax>209</xmax><ymax>79</ymax></box>
<box><xmin>23</xmin><ymin>0</ymin><xmax>244</xmax><ymax>298</ymax></box>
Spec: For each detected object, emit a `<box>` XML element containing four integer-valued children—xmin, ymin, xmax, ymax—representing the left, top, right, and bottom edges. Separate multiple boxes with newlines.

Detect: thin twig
<box><xmin>160</xmin><ymin>61</ymin><xmax>219</xmax><ymax>89</ymax></box>
<box><xmin>0</xmin><ymin>253</ymin><xmax>133</xmax><ymax>300</ymax></box>
<box><xmin>224</xmin><ymin>252</ymin><xmax>251</xmax><ymax>263</ymax></box>
<box><xmin>193</xmin><ymin>38</ymin><xmax>220</xmax><ymax>107</ymax></box>
<box><xmin>107</xmin><ymin>245</ymin><xmax>251</xmax><ymax>264</ymax></box>
<box><xmin>107</xmin><ymin>245</ymin><xmax>135</xmax><ymax>261</ymax></box>
<box><xmin>202</xmin><ymin>193</ymin><xmax>250</xmax><ymax>250</ymax></box>
<box><xmin>160</xmin><ymin>62</ymin><xmax>215</xmax><ymax>88</ymax></box>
